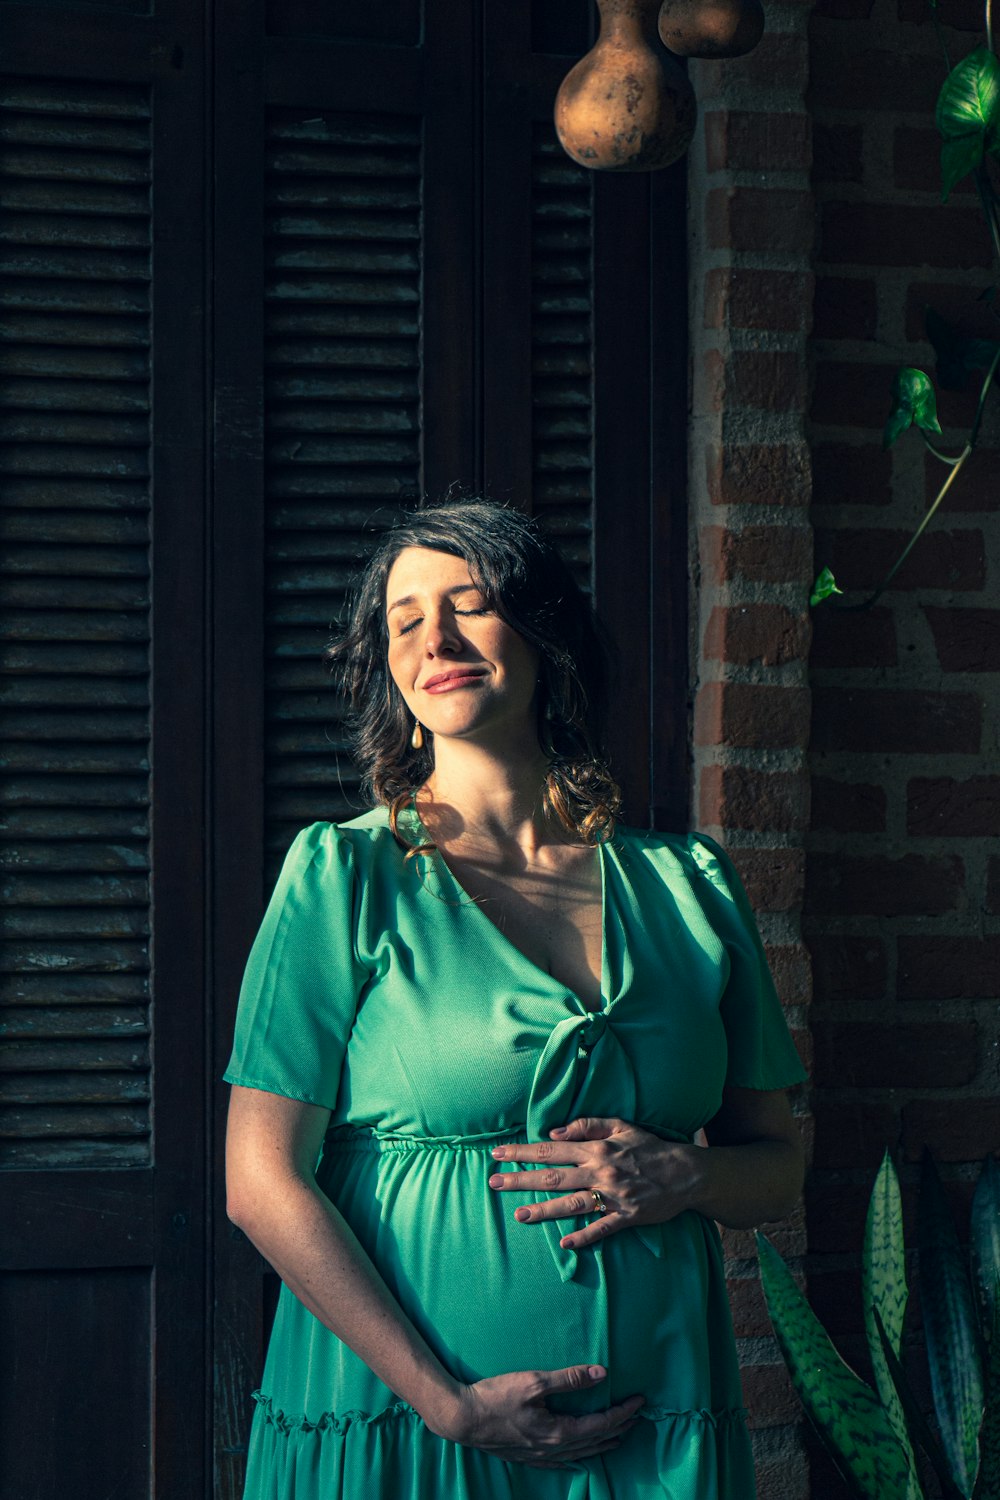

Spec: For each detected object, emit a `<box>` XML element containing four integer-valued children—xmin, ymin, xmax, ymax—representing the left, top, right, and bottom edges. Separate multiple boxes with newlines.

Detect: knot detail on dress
<box><xmin>578</xmin><ymin>1013</ymin><xmax>607</xmax><ymax>1051</ymax></box>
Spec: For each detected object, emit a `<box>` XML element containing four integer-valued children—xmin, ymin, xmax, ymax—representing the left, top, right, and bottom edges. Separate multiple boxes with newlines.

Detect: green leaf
<box><xmin>972</xmin><ymin>1157</ymin><xmax>1000</xmax><ymax>1339</ymax></box>
<box><xmin>864</xmin><ymin>1154</ymin><xmax>922</xmax><ymax>1497</ymax></box>
<box><xmin>972</xmin><ymin>1291</ymin><xmax>1000</xmax><ymax>1500</ymax></box>
<box><xmin>757</xmin><ymin>1232</ymin><xmax>914</xmax><ymax>1500</ymax></box>
<box><xmin>810</xmin><ymin>566</ymin><xmax>844</xmax><ymax>607</ymax></box>
<box><xmin>884</xmin><ymin>369</ymin><xmax>942</xmax><ymax>450</ymax></box>
<box><xmin>874</xmin><ymin>1306</ymin><xmax>962</xmax><ymax>1500</ymax></box>
<box><xmin>919</xmin><ymin>1150</ymin><xmax>987</xmax><ymax>1496</ymax></box>
<box><xmin>936</xmin><ymin>49</ymin><xmax>1000</xmax><ymax>198</ymax></box>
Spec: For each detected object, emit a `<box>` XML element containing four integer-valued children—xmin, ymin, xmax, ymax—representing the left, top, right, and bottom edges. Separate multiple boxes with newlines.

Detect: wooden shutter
<box><xmin>0</xmin><ymin>6</ymin><xmax>209</xmax><ymax>1497</ymax></box>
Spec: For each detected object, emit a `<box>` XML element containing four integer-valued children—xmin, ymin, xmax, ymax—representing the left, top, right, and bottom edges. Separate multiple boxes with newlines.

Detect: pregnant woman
<box><xmin>223</xmin><ymin>497</ymin><xmax>806</xmax><ymax>1498</ymax></box>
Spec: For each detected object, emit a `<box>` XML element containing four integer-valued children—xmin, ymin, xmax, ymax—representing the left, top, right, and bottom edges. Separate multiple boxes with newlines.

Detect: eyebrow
<box><xmin>386</xmin><ymin>583</ymin><xmax>480</xmax><ymax>615</ymax></box>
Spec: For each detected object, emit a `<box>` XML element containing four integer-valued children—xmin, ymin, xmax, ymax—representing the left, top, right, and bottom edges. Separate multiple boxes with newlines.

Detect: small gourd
<box><xmin>657</xmin><ymin>0</ymin><xmax>764</xmax><ymax>59</ymax></box>
<box><xmin>555</xmin><ymin>0</ymin><xmax>697</xmax><ymax>172</ymax></box>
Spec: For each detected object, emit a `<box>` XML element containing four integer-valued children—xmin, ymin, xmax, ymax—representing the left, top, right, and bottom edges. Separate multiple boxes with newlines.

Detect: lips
<box><xmin>422</xmin><ymin>668</ymin><xmax>488</xmax><ymax>692</ymax></box>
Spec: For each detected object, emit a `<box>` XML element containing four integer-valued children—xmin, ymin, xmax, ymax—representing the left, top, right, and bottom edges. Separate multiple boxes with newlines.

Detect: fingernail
<box><xmin>589</xmin><ymin>1365</ymin><xmax>605</xmax><ymax>1380</ymax></box>
<box><xmin>550</xmin><ymin>1126</ymin><xmax>567</xmax><ymax>1137</ymax></box>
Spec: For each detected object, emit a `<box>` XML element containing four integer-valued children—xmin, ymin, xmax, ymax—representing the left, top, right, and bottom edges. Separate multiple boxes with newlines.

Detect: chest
<box><xmin>441</xmin><ymin>850</ymin><xmax>605</xmax><ymax>1012</ymax></box>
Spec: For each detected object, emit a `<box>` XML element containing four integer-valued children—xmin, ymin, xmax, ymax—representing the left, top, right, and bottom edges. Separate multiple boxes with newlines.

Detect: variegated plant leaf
<box><xmin>971</xmin><ymin>1157</ymin><xmax>1000</xmax><ymax>1339</ymax></box>
<box><xmin>875</xmin><ymin>1305</ymin><xmax>961</xmax><ymax>1500</ymax></box>
<box><xmin>864</xmin><ymin>1152</ymin><xmax>922</xmax><ymax>1499</ymax></box>
<box><xmin>919</xmin><ymin>1150</ymin><xmax>986</xmax><ymax>1497</ymax></box>
<box><xmin>971</xmin><ymin>1290</ymin><xmax>1000</xmax><ymax>1500</ymax></box>
<box><xmin>757</xmin><ymin>1232</ymin><xmax>913</xmax><ymax>1499</ymax></box>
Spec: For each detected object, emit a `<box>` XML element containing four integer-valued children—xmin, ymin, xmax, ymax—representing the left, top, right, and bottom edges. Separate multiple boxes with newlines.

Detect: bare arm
<box><xmin>694</xmin><ymin>1085</ymin><xmax>805</xmax><ymax>1228</ymax></box>
<box><xmin>226</xmin><ymin>1085</ymin><xmax>647</xmax><ymax>1468</ymax></box>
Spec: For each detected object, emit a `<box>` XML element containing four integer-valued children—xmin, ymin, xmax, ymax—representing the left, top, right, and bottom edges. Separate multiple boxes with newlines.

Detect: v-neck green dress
<box><xmin>224</xmin><ymin>805</ymin><xmax>806</xmax><ymax>1500</ymax></box>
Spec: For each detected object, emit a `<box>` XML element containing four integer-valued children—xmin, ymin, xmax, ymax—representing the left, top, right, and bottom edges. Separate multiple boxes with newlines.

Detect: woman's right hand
<box><xmin>428</xmin><ymin>1364</ymin><xmax>646</xmax><ymax>1469</ymax></box>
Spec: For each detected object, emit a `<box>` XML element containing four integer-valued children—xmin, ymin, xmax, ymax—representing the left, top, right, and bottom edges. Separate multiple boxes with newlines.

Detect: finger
<box><xmin>512</xmin><ymin>1190</ymin><xmax>607</xmax><ymax>1225</ymax></box>
<box><xmin>549</xmin><ymin>1116</ymin><xmax>618</xmax><ymax>1140</ymax></box>
<box><xmin>558</xmin><ymin>1210</ymin><xmax>628</xmax><ymax>1251</ymax></box>
<box><xmin>489</xmin><ymin>1166</ymin><xmax>585</xmax><ymax>1194</ymax></box>
<box><xmin>490</xmin><ymin>1141</ymin><xmax>581</xmax><ymax>1164</ymax></box>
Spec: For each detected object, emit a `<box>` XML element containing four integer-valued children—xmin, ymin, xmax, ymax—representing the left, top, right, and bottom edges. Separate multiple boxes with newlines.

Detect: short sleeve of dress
<box><xmin>222</xmin><ymin>822</ymin><xmax>366</xmax><ymax>1110</ymax></box>
<box><xmin>688</xmin><ymin>832</ymin><xmax>808</xmax><ymax>1091</ymax></box>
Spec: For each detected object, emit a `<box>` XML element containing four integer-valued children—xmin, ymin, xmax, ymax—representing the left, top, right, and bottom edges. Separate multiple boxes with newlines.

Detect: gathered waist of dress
<box><xmin>321</xmin><ymin>1121</ymin><xmax>695</xmax><ymax>1155</ymax></box>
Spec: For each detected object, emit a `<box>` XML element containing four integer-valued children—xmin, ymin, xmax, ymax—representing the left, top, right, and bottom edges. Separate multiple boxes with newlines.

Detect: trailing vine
<box><xmin>811</xmin><ymin>0</ymin><xmax>1000</xmax><ymax>610</ymax></box>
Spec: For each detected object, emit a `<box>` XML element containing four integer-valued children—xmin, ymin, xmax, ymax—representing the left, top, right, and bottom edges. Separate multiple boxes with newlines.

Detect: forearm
<box><xmin>688</xmin><ymin>1136</ymin><xmax>804</xmax><ymax>1229</ymax></box>
<box><xmin>229</xmin><ymin>1177</ymin><xmax>463</xmax><ymax>1435</ymax></box>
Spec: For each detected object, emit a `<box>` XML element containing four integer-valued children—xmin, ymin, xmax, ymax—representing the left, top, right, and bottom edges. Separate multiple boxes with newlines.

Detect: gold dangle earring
<box><xmin>410</xmin><ymin>720</ymin><xmax>424</xmax><ymax>750</ymax></box>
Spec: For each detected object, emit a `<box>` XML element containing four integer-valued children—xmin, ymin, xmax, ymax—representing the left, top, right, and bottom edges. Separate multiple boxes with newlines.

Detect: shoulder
<box><xmin>279</xmin><ymin>807</ymin><xmax>401</xmax><ymax>880</ymax></box>
<box><xmin>611</xmin><ymin>825</ymin><xmax>741</xmax><ymax>901</ymax></box>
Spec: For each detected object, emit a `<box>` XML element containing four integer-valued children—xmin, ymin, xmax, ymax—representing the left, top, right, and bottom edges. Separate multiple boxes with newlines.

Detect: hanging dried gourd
<box><xmin>657</xmin><ymin>0</ymin><xmax>764</xmax><ymax>59</ymax></box>
<box><xmin>554</xmin><ymin>0</ymin><xmax>697</xmax><ymax>172</ymax></box>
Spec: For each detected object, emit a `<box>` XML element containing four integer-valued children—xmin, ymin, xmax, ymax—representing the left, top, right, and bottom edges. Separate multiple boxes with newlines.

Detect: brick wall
<box><xmin>689</xmin><ymin>0</ymin><xmax>999</xmax><ymax>1494</ymax></box>
<box><xmin>805</xmin><ymin>0</ymin><xmax>1000</xmax><ymax>1490</ymax></box>
<box><xmin>687</xmin><ymin>7</ymin><xmax>816</xmax><ymax>1493</ymax></box>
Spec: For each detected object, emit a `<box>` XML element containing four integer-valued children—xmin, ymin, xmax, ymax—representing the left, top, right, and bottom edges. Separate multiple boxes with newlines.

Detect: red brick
<box><xmin>807</xmin><ymin>1266</ymin><xmax>868</xmax><ymax>1335</ymax></box>
<box><xmin>764</xmin><ymin>943</ymin><xmax>813</xmax><ymax>1006</ymax></box>
<box><xmin>706</xmin><ymin>443</ymin><xmax>811</xmax><ymax>507</ymax></box>
<box><xmin>898</xmin><ymin>936</ymin><xmax>1000</xmax><ymax>1000</ymax></box>
<box><xmin>811</xmin><ymin>359</ymin><xmax>898</xmax><ymax>428</ymax></box>
<box><xmin>806</xmin><ymin>934</ymin><xmax>886</xmax><ymax>1003</ymax></box>
<box><xmin>809</xmin><ymin>605</ymin><xmax>897</xmax><ymax>669</ymax></box>
<box><xmin>812</xmin><ymin>1100</ymin><xmax>899</xmax><ymax>1170</ymax></box>
<box><xmin>700</xmin><ymin>524</ymin><xmax>814</xmax><ymax>585</ymax></box>
<box><xmin>988</xmin><ymin>857</ymin><xmax>1000</xmax><ymax>915</ymax></box>
<box><xmin>813</xmin><ymin>120</ymin><xmax>863</xmax><ymax>182</ymax></box>
<box><xmin>754</xmin><ymin>1455</ymin><xmax>811</xmax><ymax>1500</ymax></box>
<box><xmin>694</xmin><ymin>682</ymin><xmax>812</xmax><ymax>750</ymax></box>
<box><xmin>811</xmin><ymin>688</ymin><xmax>981</xmax><ymax>753</ymax></box>
<box><xmin>805</xmin><ymin>853</ymin><xmax>963</xmax><ymax>917</ymax></box>
<box><xmin>704</xmin><ymin>603</ymin><xmax>810</xmax><ymax>667</ymax></box>
<box><xmin>811</xmin><ymin>442</ymin><xmax>892</xmax><ymax>507</ymax></box>
<box><xmin>705</xmin><ymin>269</ymin><xmax>814</xmax><ymax>333</ymax></box>
<box><xmin>728</xmin><ymin>351</ymin><xmax>808</xmax><ymax>412</ymax></box>
<box><xmin>903</xmin><ymin>1101</ymin><xmax>1000</xmax><ymax>1162</ymax></box>
<box><xmin>727</xmin><ymin>1273</ymin><xmax>772</xmax><ymax>1336</ymax></box>
<box><xmin>810</xmin><ymin>777</ymin><xmax>886</xmax><ymax>832</ymax></box>
<box><xmin>898</xmin><ymin>0</ymin><xmax>983</xmax><ymax>27</ymax></box>
<box><xmin>705</xmin><ymin>110</ymin><xmax>811</xmax><ymax>173</ymax></box>
<box><xmin>700</xmin><ymin>764</ymin><xmax>810</xmax><ymax>831</ymax></box>
<box><xmin>699</xmin><ymin>32</ymin><xmax>809</xmax><ymax>94</ymax></box>
<box><xmin>722</xmin><ymin>1201</ymin><xmax>806</xmax><ymax>1260</ymax></box>
<box><xmin>694</xmin><ymin>348</ymin><xmax>725</xmax><ymax>415</ymax></box>
<box><xmin>894</xmin><ymin>126</ymin><xmax>976</xmax><ymax>194</ymax></box>
<box><xmin>925</xmin><ymin>447</ymin><xmax>1000</xmax><ymax>513</ymax></box>
<box><xmin>907</xmin><ymin>776</ymin><xmax>1000</xmax><ymax>836</ymax></box>
<box><xmin>813</xmin><ymin>0</ymin><xmax>874</xmax><ymax>15</ymax></box>
<box><xmin>804</xmin><ymin>1179</ymin><xmax>870</xmax><ymax>1253</ymax></box>
<box><xmin>813</xmin><ymin>1021</ymin><xmax>979</xmax><ymax>1087</ymax></box>
<box><xmin>707</xmin><ymin>187</ymin><xmax>815</xmax><ymax>254</ymax></box>
<box><xmin>742</xmin><ymin>1364</ymin><xmax>801</xmax><ymax>1429</ymax></box>
<box><xmin>730</xmin><ymin>847</ymin><xmax>806</xmax><ymax>912</ymax></box>
<box><xmin>813</xmin><ymin>276</ymin><xmax>877</xmax><ymax>340</ymax></box>
<box><xmin>923</xmin><ymin>607</ymin><xmax>1000</xmax><ymax>671</ymax></box>
<box><xmin>809</xmin><ymin>38</ymin><xmax>950</xmax><ymax>111</ymax></box>
<box><xmin>813</xmin><ymin>526</ymin><xmax>986</xmax><ymax>593</ymax></box>
<box><xmin>820</xmin><ymin>202</ymin><xmax>992</xmax><ymax>268</ymax></box>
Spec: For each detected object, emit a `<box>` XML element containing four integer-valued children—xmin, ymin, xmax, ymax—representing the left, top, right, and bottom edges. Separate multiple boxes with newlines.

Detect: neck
<box><xmin>416</xmin><ymin>728</ymin><xmax>564</xmax><ymax>857</ymax></box>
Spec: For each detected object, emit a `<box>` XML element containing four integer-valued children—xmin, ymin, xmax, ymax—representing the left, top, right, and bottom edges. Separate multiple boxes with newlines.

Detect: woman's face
<box><xmin>384</xmin><ymin>546</ymin><xmax>540</xmax><ymax>747</ymax></box>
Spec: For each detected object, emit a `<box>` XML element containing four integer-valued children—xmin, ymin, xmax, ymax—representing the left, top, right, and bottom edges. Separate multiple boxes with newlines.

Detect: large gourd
<box><xmin>657</xmin><ymin>0</ymin><xmax>764</xmax><ymax>59</ymax></box>
<box><xmin>555</xmin><ymin>0</ymin><xmax>697</xmax><ymax>172</ymax></box>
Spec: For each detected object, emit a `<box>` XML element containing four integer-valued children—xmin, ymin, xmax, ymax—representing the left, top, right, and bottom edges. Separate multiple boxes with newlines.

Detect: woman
<box><xmin>224</xmin><ymin>498</ymin><xmax>806</xmax><ymax>1499</ymax></box>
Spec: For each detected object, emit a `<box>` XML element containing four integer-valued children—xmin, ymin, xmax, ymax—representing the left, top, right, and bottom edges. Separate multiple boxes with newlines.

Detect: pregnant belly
<box><xmin>311</xmin><ymin>1138</ymin><xmax>741</xmax><ymax>1418</ymax></box>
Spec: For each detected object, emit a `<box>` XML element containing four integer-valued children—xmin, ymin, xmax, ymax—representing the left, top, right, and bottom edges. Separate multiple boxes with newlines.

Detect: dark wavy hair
<box><xmin>325</xmin><ymin>498</ymin><xmax>622</xmax><ymax>847</ymax></box>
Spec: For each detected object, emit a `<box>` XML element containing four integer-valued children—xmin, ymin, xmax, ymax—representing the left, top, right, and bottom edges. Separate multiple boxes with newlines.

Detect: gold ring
<box><xmin>590</xmin><ymin>1189</ymin><xmax>607</xmax><ymax>1216</ymax></box>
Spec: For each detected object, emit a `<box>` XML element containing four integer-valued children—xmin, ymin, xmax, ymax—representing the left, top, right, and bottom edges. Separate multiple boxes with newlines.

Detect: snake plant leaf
<box><xmin>972</xmin><ymin>1292</ymin><xmax>1000</xmax><ymax>1500</ymax></box>
<box><xmin>864</xmin><ymin>1153</ymin><xmax>921</xmax><ymax>1497</ymax></box>
<box><xmin>971</xmin><ymin>1156</ymin><xmax>1000</xmax><ymax>1338</ymax></box>
<box><xmin>757</xmin><ymin>1232</ymin><xmax>913</xmax><ymax>1499</ymax></box>
<box><xmin>919</xmin><ymin>1150</ymin><xmax>986</xmax><ymax>1496</ymax></box>
<box><xmin>874</xmin><ymin>1305</ymin><xmax>964</xmax><ymax>1500</ymax></box>
<box><xmin>936</xmin><ymin>49</ymin><xmax>1000</xmax><ymax>198</ymax></box>
<box><xmin>810</xmin><ymin>566</ymin><xmax>843</xmax><ymax>607</ymax></box>
<box><xmin>884</xmin><ymin>368</ymin><xmax>942</xmax><ymax>449</ymax></box>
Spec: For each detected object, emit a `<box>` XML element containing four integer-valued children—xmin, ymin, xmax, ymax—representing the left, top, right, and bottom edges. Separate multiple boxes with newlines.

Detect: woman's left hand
<box><xmin>488</xmin><ymin>1116</ymin><xmax>706</xmax><ymax>1252</ymax></box>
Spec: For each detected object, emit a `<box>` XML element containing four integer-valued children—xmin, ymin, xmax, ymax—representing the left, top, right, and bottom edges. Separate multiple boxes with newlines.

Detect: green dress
<box><xmin>223</xmin><ymin>805</ymin><xmax>806</xmax><ymax>1500</ymax></box>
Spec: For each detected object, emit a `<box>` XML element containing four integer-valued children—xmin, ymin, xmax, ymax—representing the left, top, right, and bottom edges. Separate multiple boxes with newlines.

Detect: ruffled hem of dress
<box><xmin>242</xmin><ymin>1390</ymin><xmax>754</xmax><ymax>1500</ymax></box>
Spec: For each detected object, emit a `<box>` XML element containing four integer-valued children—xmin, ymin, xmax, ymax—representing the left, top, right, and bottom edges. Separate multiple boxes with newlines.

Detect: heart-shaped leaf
<box><xmin>810</xmin><ymin>566</ymin><xmax>843</xmax><ymax>607</ymax></box>
<box><xmin>937</xmin><ymin>49</ymin><xmax>1000</xmax><ymax>198</ymax></box>
<box><xmin>884</xmin><ymin>368</ymin><xmax>942</xmax><ymax>449</ymax></box>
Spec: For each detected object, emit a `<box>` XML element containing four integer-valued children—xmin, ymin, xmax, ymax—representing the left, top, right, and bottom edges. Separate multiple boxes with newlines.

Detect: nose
<box><xmin>422</xmin><ymin>609</ymin><xmax>463</xmax><ymax>657</ymax></box>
